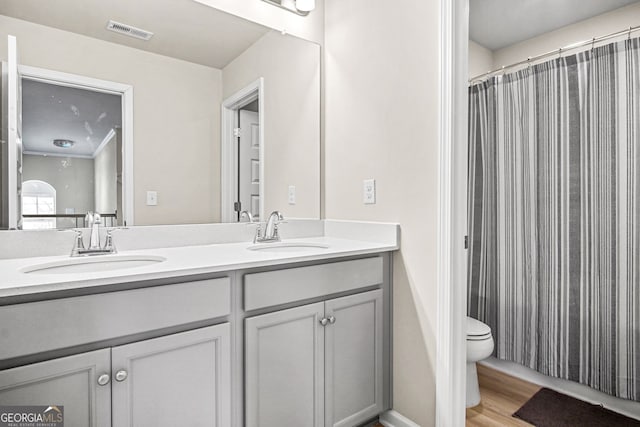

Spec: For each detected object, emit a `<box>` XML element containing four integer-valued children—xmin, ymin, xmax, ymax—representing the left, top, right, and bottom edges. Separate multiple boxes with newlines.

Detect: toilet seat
<box><xmin>466</xmin><ymin>316</ymin><xmax>494</xmax><ymax>407</ymax></box>
<box><xmin>466</xmin><ymin>316</ymin><xmax>492</xmax><ymax>341</ymax></box>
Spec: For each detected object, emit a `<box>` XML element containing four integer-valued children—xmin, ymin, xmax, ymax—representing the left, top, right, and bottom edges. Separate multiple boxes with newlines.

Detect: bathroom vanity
<box><xmin>0</xmin><ymin>220</ymin><xmax>398</xmax><ymax>427</ymax></box>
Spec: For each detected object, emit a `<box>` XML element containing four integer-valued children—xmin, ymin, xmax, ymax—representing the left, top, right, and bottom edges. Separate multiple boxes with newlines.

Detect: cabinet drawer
<box><xmin>0</xmin><ymin>277</ymin><xmax>231</xmax><ymax>360</ymax></box>
<box><xmin>244</xmin><ymin>257</ymin><xmax>383</xmax><ymax>311</ymax></box>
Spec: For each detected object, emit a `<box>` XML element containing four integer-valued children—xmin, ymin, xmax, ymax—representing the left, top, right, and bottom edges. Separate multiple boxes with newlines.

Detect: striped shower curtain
<box><xmin>468</xmin><ymin>38</ymin><xmax>640</xmax><ymax>401</ymax></box>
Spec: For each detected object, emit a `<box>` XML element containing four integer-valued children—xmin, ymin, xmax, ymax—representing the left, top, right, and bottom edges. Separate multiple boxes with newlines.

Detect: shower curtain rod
<box><xmin>470</xmin><ymin>24</ymin><xmax>640</xmax><ymax>83</ymax></box>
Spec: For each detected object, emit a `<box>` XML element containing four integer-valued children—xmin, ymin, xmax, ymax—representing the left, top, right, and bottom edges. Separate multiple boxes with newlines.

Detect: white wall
<box><xmin>192</xmin><ymin>0</ymin><xmax>324</xmax><ymax>44</ymax></box>
<box><xmin>469</xmin><ymin>40</ymin><xmax>494</xmax><ymax>79</ymax></box>
<box><xmin>94</xmin><ymin>135</ymin><xmax>117</xmax><ymax>214</ymax></box>
<box><xmin>22</xmin><ymin>154</ymin><xmax>95</xmax><ymax>217</ymax></box>
<box><xmin>493</xmin><ymin>2</ymin><xmax>640</xmax><ymax>69</ymax></box>
<box><xmin>0</xmin><ymin>14</ymin><xmax>223</xmax><ymax>226</ymax></box>
<box><xmin>325</xmin><ymin>0</ymin><xmax>439</xmax><ymax>425</ymax></box>
<box><xmin>222</xmin><ymin>31</ymin><xmax>321</xmax><ymax>219</ymax></box>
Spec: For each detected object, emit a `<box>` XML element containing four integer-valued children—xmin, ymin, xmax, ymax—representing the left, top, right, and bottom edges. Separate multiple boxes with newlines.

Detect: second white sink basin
<box><xmin>247</xmin><ymin>242</ymin><xmax>330</xmax><ymax>253</ymax></box>
<box><xmin>21</xmin><ymin>255</ymin><xmax>167</xmax><ymax>275</ymax></box>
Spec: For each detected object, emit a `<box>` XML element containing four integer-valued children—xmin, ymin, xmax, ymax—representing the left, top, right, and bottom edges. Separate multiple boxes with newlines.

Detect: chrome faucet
<box><xmin>240</xmin><ymin>210</ymin><xmax>255</xmax><ymax>223</ymax></box>
<box><xmin>71</xmin><ymin>212</ymin><xmax>117</xmax><ymax>256</ymax></box>
<box><xmin>87</xmin><ymin>212</ymin><xmax>102</xmax><ymax>250</ymax></box>
<box><xmin>257</xmin><ymin>211</ymin><xmax>284</xmax><ymax>243</ymax></box>
<box><xmin>240</xmin><ymin>210</ymin><xmax>263</xmax><ymax>244</ymax></box>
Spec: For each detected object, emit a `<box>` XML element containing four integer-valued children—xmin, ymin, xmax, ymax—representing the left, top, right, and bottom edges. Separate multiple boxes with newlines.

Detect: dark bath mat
<box><xmin>514</xmin><ymin>388</ymin><xmax>640</xmax><ymax>427</ymax></box>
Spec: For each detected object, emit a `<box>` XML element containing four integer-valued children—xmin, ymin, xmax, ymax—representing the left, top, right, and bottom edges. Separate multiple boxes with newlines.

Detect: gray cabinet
<box><xmin>325</xmin><ymin>290</ymin><xmax>383</xmax><ymax>427</ymax></box>
<box><xmin>0</xmin><ymin>324</ymin><xmax>231</xmax><ymax>427</ymax></box>
<box><xmin>0</xmin><ymin>256</ymin><xmax>391</xmax><ymax>427</ymax></box>
<box><xmin>0</xmin><ymin>349</ymin><xmax>112</xmax><ymax>427</ymax></box>
<box><xmin>112</xmin><ymin>323</ymin><xmax>231</xmax><ymax>427</ymax></box>
<box><xmin>245</xmin><ymin>290</ymin><xmax>383</xmax><ymax>427</ymax></box>
<box><xmin>245</xmin><ymin>302</ymin><xmax>325</xmax><ymax>427</ymax></box>
<box><xmin>0</xmin><ymin>278</ymin><xmax>231</xmax><ymax>361</ymax></box>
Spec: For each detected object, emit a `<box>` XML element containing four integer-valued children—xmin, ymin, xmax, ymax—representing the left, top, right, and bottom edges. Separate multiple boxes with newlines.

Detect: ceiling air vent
<box><xmin>106</xmin><ymin>20</ymin><xmax>154</xmax><ymax>41</ymax></box>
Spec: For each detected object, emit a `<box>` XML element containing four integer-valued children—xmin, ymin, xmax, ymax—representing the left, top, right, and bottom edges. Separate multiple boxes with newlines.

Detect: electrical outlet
<box><xmin>288</xmin><ymin>185</ymin><xmax>296</xmax><ymax>205</ymax></box>
<box><xmin>146</xmin><ymin>191</ymin><xmax>158</xmax><ymax>206</ymax></box>
<box><xmin>363</xmin><ymin>179</ymin><xmax>376</xmax><ymax>204</ymax></box>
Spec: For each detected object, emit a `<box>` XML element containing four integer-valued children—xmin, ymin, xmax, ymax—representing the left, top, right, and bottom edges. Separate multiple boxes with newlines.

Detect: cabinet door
<box><xmin>0</xmin><ymin>349</ymin><xmax>111</xmax><ymax>427</ymax></box>
<box><xmin>245</xmin><ymin>302</ymin><xmax>325</xmax><ymax>427</ymax></box>
<box><xmin>111</xmin><ymin>324</ymin><xmax>231</xmax><ymax>427</ymax></box>
<box><xmin>325</xmin><ymin>290</ymin><xmax>383</xmax><ymax>427</ymax></box>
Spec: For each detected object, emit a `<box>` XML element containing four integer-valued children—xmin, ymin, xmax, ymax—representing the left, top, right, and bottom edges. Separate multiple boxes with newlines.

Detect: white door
<box><xmin>324</xmin><ymin>290</ymin><xmax>384</xmax><ymax>427</ymax></box>
<box><xmin>245</xmin><ymin>302</ymin><xmax>325</xmax><ymax>427</ymax></box>
<box><xmin>0</xmin><ymin>349</ymin><xmax>112</xmax><ymax>427</ymax></box>
<box><xmin>1</xmin><ymin>35</ymin><xmax>23</xmax><ymax>229</ymax></box>
<box><xmin>238</xmin><ymin>109</ymin><xmax>260</xmax><ymax>220</ymax></box>
<box><xmin>111</xmin><ymin>324</ymin><xmax>231</xmax><ymax>427</ymax></box>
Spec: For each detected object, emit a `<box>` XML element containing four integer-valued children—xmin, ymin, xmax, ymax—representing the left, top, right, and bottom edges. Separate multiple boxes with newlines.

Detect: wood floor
<box><xmin>466</xmin><ymin>364</ymin><xmax>541</xmax><ymax>427</ymax></box>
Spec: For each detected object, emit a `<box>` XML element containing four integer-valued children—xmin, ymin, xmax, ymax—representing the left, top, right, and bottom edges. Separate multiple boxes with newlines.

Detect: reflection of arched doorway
<box><xmin>22</xmin><ymin>180</ymin><xmax>56</xmax><ymax>229</ymax></box>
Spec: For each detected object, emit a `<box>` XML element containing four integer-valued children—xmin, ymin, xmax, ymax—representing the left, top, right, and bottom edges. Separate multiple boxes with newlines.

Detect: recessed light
<box><xmin>53</xmin><ymin>139</ymin><xmax>75</xmax><ymax>148</ymax></box>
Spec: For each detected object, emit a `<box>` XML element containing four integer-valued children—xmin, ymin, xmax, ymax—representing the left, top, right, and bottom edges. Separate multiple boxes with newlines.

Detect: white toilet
<box><xmin>466</xmin><ymin>316</ymin><xmax>494</xmax><ymax>407</ymax></box>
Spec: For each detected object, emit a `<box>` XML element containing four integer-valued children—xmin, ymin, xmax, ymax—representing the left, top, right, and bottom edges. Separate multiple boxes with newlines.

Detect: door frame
<box><xmin>2</xmin><ymin>36</ymin><xmax>19</xmax><ymax>229</ymax></box>
<box><xmin>221</xmin><ymin>78</ymin><xmax>265</xmax><ymax>222</ymax></box>
<box><xmin>436</xmin><ymin>0</ymin><xmax>469</xmax><ymax>425</ymax></box>
<box><xmin>17</xmin><ymin>65</ymin><xmax>135</xmax><ymax>226</ymax></box>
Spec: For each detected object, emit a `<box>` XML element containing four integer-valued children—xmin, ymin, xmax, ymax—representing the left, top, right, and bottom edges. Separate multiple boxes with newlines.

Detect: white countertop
<box><xmin>0</xmin><ymin>235</ymin><xmax>398</xmax><ymax>299</ymax></box>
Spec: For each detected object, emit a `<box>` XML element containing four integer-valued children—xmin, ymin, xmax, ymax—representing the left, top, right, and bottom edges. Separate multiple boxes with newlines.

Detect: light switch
<box><xmin>146</xmin><ymin>191</ymin><xmax>158</xmax><ymax>206</ymax></box>
<box><xmin>288</xmin><ymin>185</ymin><xmax>296</xmax><ymax>205</ymax></box>
<box><xmin>363</xmin><ymin>179</ymin><xmax>376</xmax><ymax>204</ymax></box>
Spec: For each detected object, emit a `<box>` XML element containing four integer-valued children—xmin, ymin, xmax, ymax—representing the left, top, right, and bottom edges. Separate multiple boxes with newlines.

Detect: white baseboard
<box><xmin>481</xmin><ymin>357</ymin><xmax>640</xmax><ymax>421</ymax></box>
<box><xmin>379</xmin><ymin>410</ymin><xmax>421</xmax><ymax>427</ymax></box>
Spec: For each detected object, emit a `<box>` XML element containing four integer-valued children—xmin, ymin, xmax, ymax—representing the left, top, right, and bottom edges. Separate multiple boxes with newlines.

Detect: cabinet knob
<box><xmin>97</xmin><ymin>374</ymin><xmax>110</xmax><ymax>386</ymax></box>
<box><xmin>115</xmin><ymin>370</ymin><xmax>128</xmax><ymax>382</ymax></box>
<box><xmin>328</xmin><ymin>316</ymin><xmax>336</xmax><ymax>324</ymax></box>
<box><xmin>319</xmin><ymin>317</ymin><xmax>328</xmax><ymax>326</ymax></box>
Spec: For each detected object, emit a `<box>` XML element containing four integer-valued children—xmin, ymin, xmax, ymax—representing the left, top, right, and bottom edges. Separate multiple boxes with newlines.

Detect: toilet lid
<box><xmin>466</xmin><ymin>316</ymin><xmax>491</xmax><ymax>338</ymax></box>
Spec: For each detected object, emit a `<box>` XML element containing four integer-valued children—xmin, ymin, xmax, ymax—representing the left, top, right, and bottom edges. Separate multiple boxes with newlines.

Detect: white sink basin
<box><xmin>247</xmin><ymin>242</ymin><xmax>330</xmax><ymax>253</ymax></box>
<box><xmin>21</xmin><ymin>255</ymin><xmax>167</xmax><ymax>275</ymax></box>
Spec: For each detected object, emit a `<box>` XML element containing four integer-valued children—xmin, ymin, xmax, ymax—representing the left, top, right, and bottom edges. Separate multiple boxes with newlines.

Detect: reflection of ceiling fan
<box><xmin>261</xmin><ymin>0</ymin><xmax>315</xmax><ymax>16</ymax></box>
<box><xmin>53</xmin><ymin>139</ymin><xmax>75</xmax><ymax>149</ymax></box>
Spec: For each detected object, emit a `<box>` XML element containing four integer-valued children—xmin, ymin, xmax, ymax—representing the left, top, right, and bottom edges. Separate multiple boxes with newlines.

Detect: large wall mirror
<box><xmin>0</xmin><ymin>0</ymin><xmax>320</xmax><ymax>229</ymax></box>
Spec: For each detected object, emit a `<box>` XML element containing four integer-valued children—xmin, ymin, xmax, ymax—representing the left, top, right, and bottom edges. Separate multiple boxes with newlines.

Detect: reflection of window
<box><xmin>22</xmin><ymin>180</ymin><xmax>56</xmax><ymax>230</ymax></box>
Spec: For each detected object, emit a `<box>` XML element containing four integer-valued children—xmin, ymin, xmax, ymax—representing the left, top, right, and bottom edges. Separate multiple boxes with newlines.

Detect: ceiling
<box><xmin>0</xmin><ymin>0</ymin><xmax>271</xmax><ymax>69</ymax></box>
<box><xmin>22</xmin><ymin>79</ymin><xmax>122</xmax><ymax>158</ymax></box>
<box><xmin>470</xmin><ymin>0</ymin><xmax>640</xmax><ymax>50</ymax></box>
